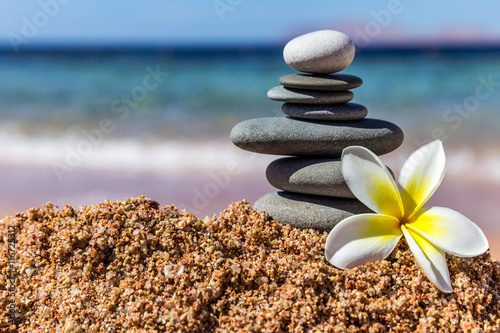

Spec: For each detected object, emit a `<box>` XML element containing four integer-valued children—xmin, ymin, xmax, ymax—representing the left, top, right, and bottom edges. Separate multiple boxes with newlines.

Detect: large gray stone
<box><xmin>253</xmin><ymin>191</ymin><xmax>372</xmax><ymax>232</ymax></box>
<box><xmin>279</xmin><ymin>74</ymin><xmax>363</xmax><ymax>91</ymax></box>
<box><xmin>283</xmin><ymin>30</ymin><xmax>355</xmax><ymax>74</ymax></box>
<box><xmin>266</xmin><ymin>157</ymin><xmax>354</xmax><ymax>198</ymax></box>
<box><xmin>267</xmin><ymin>86</ymin><xmax>353</xmax><ymax>104</ymax></box>
<box><xmin>230</xmin><ymin>117</ymin><xmax>404</xmax><ymax>157</ymax></box>
<box><xmin>282</xmin><ymin>102</ymin><xmax>367</xmax><ymax>121</ymax></box>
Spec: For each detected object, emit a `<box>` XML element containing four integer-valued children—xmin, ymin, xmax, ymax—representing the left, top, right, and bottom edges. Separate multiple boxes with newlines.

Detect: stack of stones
<box><xmin>231</xmin><ymin>30</ymin><xmax>404</xmax><ymax>233</ymax></box>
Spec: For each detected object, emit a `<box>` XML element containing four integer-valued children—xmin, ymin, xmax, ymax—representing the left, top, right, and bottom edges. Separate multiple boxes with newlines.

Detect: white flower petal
<box><xmin>342</xmin><ymin>146</ymin><xmax>404</xmax><ymax>218</ymax></box>
<box><xmin>406</xmin><ymin>207</ymin><xmax>489</xmax><ymax>257</ymax></box>
<box><xmin>401</xmin><ymin>225</ymin><xmax>452</xmax><ymax>293</ymax></box>
<box><xmin>325</xmin><ymin>214</ymin><xmax>402</xmax><ymax>269</ymax></box>
<box><xmin>398</xmin><ymin>140</ymin><xmax>446</xmax><ymax>219</ymax></box>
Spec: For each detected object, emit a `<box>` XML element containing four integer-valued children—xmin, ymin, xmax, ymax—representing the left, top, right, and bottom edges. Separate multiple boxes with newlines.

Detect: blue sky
<box><xmin>0</xmin><ymin>0</ymin><xmax>500</xmax><ymax>46</ymax></box>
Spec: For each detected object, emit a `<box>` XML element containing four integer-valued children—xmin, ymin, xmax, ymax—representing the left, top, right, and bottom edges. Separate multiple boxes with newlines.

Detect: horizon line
<box><xmin>2</xmin><ymin>41</ymin><xmax>500</xmax><ymax>55</ymax></box>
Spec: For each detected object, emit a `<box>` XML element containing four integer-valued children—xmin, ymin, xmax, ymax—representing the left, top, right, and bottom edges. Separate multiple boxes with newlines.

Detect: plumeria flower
<box><xmin>325</xmin><ymin>140</ymin><xmax>489</xmax><ymax>293</ymax></box>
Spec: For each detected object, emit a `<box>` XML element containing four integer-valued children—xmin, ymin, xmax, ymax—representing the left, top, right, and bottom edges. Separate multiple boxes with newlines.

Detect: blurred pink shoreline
<box><xmin>1</xmin><ymin>166</ymin><xmax>499</xmax><ymax>259</ymax></box>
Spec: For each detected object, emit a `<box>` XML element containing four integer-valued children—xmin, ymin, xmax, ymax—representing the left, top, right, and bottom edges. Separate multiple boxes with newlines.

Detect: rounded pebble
<box><xmin>267</xmin><ymin>86</ymin><xmax>353</xmax><ymax>104</ymax></box>
<box><xmin>282</xmin><ymin>102</ymin><xmax>367</xmax><ymax>121</ymax></box>
<box><xmin>266</xmin><ymin>157</ymin><xmax>394</xmax><ymax>197</ymax></box>
<box><xmin>253</xmin><ymin>191</ymin><xmax>371</xmax><ymax>232</ymax></box>
<box><xmin>283</xmin><ymin>30</ymin><xmax>355</xmax><ymax>74</ymax></box>
<box><xmin>279</xmin><ymin>74</ymin><xmax>363</xmax><ymax>91</ymax></box>
<box><xmin>266</xmin><ymin>157</ymin><xmax>354</xmax><ymax>198</ymax></box>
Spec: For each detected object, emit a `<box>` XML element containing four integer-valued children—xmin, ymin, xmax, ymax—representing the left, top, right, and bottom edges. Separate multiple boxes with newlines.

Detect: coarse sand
<box><xmin>1</xmin><ymin>196</ymin><xmax>499</xmax><ymax>332</ymax></box>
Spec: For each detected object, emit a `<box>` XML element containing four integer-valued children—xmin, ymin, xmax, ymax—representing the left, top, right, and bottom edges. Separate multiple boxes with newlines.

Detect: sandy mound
<box><xmin>1</xmin><ymin>197</ymin><xmax>499</xmax><ymax>332</ymax></box>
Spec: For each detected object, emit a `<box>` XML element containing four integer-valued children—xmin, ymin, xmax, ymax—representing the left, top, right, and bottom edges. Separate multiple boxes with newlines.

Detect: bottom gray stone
<box><xmin>253</xmin><ymin>191</ymin><xmax>372</xmax><ymax>233</ymax></box>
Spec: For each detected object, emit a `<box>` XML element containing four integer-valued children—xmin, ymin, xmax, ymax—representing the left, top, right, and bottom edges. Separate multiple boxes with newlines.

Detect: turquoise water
<box><xmin>0</xmin><ymin>49</ymin><xmax>499</xmax><ymax>173</ymax></box>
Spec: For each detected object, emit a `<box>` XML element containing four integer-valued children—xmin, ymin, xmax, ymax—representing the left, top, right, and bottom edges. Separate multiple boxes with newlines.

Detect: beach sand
<box><xmin>1</xmin><ymin>198</ymin><xmax>499</xmax><ymax>332</ymax></box>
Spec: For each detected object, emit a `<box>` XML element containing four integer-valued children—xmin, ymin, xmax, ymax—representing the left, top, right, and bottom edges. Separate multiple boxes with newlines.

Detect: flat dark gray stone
<box><xmin>282</xmin><ymin>102</ymin><xmax>367</xmax><ymax>121</ymax></box>
<box><xmin>267</xmin><ymin>86</ymin><xmax>353</xmax><ymax>104</ymax></box>
<box><xmin>253</xmin><ymin>191</ymin><xmax>372</xmax><ymax>232</ymax></box>
<box><xmin>279</xmin><ymin>74</ymin><xmax>363</xmax><ymax>91</ymax></box>
<box><xmin>230</xmin><ymin>117</ymin><xmax>404</xmax><ymax>157</ymax></box>
<box><xmin>266</xmin><ymin>157</ymin><xmax>354</xmax><ymax>198</ymax></box>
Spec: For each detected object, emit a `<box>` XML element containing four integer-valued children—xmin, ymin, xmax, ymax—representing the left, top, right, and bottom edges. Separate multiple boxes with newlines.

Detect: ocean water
<box><xmin>2</xmin><ymin>48</ymin><xmax>500</xmax><ymax>251</ymax></box>
<box><xmin>1</xmin><ymin>47</ymin><xmax>500</xmax><ymax>190</ymax></box>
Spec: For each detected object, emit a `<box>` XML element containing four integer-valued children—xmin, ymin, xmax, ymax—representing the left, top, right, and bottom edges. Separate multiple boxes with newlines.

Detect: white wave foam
<box><xmin>0</xmin><ymin>131</ymin><xmax>274</xmax><ymax>175</ymax></box>
<box><xmin>1</xmin><ymin>130</ymin><xmax>499</xmax><ymax>184</ymax></box>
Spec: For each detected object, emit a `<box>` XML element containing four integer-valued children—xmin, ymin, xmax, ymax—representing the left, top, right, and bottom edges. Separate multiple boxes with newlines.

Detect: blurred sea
<box><xmin>1</xmin><ymin>46</ymin><xmax>500</xmax><ymax>229</ymax></box>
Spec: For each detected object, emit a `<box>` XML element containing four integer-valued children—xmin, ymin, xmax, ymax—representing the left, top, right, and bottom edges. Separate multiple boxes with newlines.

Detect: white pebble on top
<box><xmin>283</xmin><ymin>30</ymin><xmax>355</xmax><ymax>74</ymax></box>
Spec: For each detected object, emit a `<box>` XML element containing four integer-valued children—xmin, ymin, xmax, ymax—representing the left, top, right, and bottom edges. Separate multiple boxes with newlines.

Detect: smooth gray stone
<box><xmin>253</xmin><ymin>191</ymin><xmax>372</xmax><ymax>232</ymax></box>
<box><xmin>279</xmin><ymin>74</ymin><xmax>363</xmax><ymax>91</ymax></box>
<box><xmin>266</xmin><ymin>157</ymin><xmax>395</xmax><ymax>198</ymax></box>
<box><xmin>230</xmin><ymin>117</ymin><xmax>404</xmax><ymax>157</ymax></box>
<box><xmin>267</xmin><ymin>86</ymin><xmax>353</xmax><ymax>104</ymax></box>
<box><xmin>283</xmin><ymin>30</ymin><xmax>355</xmax><ymax>74</ymax></box>
<box><xmin>282</xmin><ymin>102</ymin><xmax>367</xmax><ymax>121</ymax></box>
<box><xmin>266</xmin><ymin>157</ymin><xmax>354</xmax><ymax>198</ymax></box>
